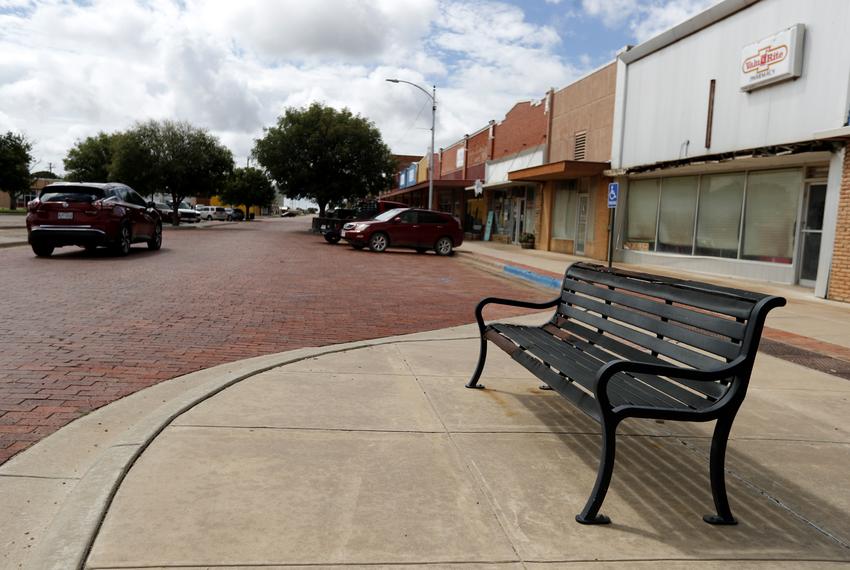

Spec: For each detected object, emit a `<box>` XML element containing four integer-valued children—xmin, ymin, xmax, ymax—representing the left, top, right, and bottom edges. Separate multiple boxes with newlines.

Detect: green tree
<box><xmin>0</xmin><ymin>131</ymin><xmax>33</xmax><ymax>210</ymax></box>
<box><xmin>112</xmin><ymin>120</ymin><xmax>234</xmax><ymax>225</ymax></box>
<box><xmin>219</xmin><ymin>167</ymin><xmax>276</xmax><ymax>221</ymax></box>
<box><xmin>63</xmin><ymin>132</ymin><xmax>117</xmax><ymax>182</ymax></box>
<box><xmin>253</xmin><ymin>103</ymin><xmax>396</xmax><ymax>216</ymax></box>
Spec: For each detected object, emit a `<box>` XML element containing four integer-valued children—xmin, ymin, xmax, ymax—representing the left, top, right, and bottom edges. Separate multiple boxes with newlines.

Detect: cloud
<box><xmin>582</xmin><ymin>0</ymin><xmax>720</xmax><ymax>43</ymax></box>
<box><xmin>0</xmin><ymin>0</ymin><xmax>593</xmax><ymax>174</ymax></box>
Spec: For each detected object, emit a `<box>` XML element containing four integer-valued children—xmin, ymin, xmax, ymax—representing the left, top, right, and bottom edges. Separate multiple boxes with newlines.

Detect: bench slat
<box><xmin>491</xmin><ymin>324</ymin><xmax>695</xmax><ymax>410</ymax></box>
<box><xmin>553</xmin><ymin>318</ymin><xmax>727</xmax><ymax>400</ymax></box>
<box><xmin>559</xmin><ymin>304</ymin><xmax>723</xmax><ymax>369</ymax></box>
<box><xmin>542</xmin><ymin>324</ymin><xmax>717</xmax><ymax>410</ymax></box>
<box><xmin>564</xmin><ymin>279</ymin><xmax>747</xmax><ymax>340</ymax></box>
<box><xmin>560</xmin><ymin>291</ymin><xmax>742</xmax><ymax>360</ymax></box>
<box><xmin>567</xmin><ymin>266</ymin><xmax>755</xmax><ymax>319</ymax></box>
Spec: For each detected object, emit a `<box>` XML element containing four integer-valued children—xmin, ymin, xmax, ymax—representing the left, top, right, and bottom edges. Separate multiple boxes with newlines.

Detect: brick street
<box><xmin>0</xmin><ymin>217</ymin><xmax>538</xmax><ymax>463</ymax></box>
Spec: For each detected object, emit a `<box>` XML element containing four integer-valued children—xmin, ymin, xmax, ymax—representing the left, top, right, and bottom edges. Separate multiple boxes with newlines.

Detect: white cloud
<box><xmin>0</xmin><ymin>0</ymin><xmax>591</xmax><ymax>175</ymax></box>
<box><xmin>582</xmin><ymin>0</ymin><xmax>720</xmax><ymax>43</ymax></box>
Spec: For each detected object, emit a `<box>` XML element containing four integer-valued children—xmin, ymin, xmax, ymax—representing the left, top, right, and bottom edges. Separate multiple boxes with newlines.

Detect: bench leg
<box><xmin>703</xmin><ymin>412</ymin><xmax>738</xmax><ymax>525</ymax></box>
<box><xmin>576</xmin><ymin>418</ymin><xmax>617</xmax><ymax>525</ymax></box>
<box><xmin>465</xmin><ymin>334</ymin><xmax>487</xmax><ymax>389</ymax></box>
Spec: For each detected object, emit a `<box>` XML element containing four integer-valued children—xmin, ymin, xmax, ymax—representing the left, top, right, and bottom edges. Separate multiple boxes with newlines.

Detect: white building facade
<box><xmin>610</xmin><ymin>0</ymin><xmax>850</xmax><ymax>297</ymax></box>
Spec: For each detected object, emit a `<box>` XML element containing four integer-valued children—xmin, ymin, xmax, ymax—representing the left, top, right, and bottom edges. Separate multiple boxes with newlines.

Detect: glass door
<box><xmin>512</xmin><ymin>197</ymin><xmax>525</xmax><ymax>243</ymax></box>
<box><xmin>798</xmin><ymin>183</ymin><xmax>826</xmax><ymax>287</ymax></box>
<box><xmin>575</xmin><ymin>194</ymin><xmax>589</xmax><ymax>255</ymax></box>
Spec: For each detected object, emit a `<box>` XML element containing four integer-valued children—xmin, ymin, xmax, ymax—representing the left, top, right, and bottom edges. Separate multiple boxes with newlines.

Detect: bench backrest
<box><xmin>557</xmin><ymin>263</ymin><xmax>785</xmax><ymax>390</ymax></box>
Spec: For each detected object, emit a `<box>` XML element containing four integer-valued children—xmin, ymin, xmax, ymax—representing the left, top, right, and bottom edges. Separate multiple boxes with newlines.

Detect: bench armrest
<box><xmin>593</xmin><ymin>356</ymin><xmax>748</xmax><ymax>408</ymax></box>
<box><xmin>474</xmin><ymin>296</ymin><xmax>561</xmax><ymax>335</ymax></box>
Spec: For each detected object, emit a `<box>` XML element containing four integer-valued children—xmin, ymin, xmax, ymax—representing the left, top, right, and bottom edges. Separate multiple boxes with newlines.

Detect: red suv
<box><xmin>340</xmin><ymin>207</ymin><xmax>463</xmax><ymax>255</ymax></box>
<box><xmin>26</xmin><ymin>182</ymin><xmax>162</xmax><ymax>257</ymax></box>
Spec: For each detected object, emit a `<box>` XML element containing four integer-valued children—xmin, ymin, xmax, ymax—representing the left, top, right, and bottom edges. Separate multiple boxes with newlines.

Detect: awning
<box><xmin>508</xmin><ymin>160</ymin><xmax>610</xmax><ymax>182</ymax></box>
<box><xmin>383</xmin><ymin>179</ymin><xmax>473</xmax><ymax>198</ymax></box>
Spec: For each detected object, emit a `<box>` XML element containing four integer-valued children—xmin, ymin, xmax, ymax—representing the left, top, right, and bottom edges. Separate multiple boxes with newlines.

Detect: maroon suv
<box><xmin>26</xmin><ymin>182</ymin><xmax>162</xmax><ymax>257</ymax></box>
<box><xmin>340</xmin><ymin>207</ymin><xmax>463</xmax><ymax>255</ymax></box>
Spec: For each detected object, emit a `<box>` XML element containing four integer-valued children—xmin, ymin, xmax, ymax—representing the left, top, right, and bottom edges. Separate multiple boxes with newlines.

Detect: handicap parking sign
<box><xmin>607</xmin><ymin>182</ymin><xmax>619</xmax><ymax>208</ymax></box>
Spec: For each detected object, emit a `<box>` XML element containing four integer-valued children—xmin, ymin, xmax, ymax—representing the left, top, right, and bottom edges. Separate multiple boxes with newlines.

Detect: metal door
<box><xmin>575</xmin><ymin>194</ymin><xmax>589</xmax><ymax>255</ymax></box>
<box><xmin>798</xmin><ymin>183</ymin><xmax>826</xmax><ymax>287</ymax></box>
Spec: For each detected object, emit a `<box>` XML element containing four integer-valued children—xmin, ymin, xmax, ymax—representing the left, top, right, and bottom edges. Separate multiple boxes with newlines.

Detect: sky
<box><xmin>0</xmin><ymin>0</ymin><xmax>720</xmax><ymax>176</ymax></box>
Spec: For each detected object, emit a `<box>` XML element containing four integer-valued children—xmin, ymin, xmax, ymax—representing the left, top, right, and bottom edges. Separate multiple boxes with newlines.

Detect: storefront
<box><xmin>609</xmin><ymin>0</ymin><xmax>850</xmax><ymax>297</ymax></box>
<box><xmin>482</xmin><ymin>146</ymin><xmax>543</xmax><ymax>244</ymax></box>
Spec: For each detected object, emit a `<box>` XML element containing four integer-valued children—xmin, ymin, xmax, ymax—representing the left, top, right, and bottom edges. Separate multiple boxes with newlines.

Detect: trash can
<box><xmin>249</xmin><ymin>213</ymin><xmax>255</xmax><ymax>220</ymax></box>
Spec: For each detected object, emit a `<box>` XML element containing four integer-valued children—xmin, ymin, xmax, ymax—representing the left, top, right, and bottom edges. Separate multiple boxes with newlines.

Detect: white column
<box><xmin>815</xmin><ymin>147</ymin><xmax>845</xmax><ymax>298</ymax></box>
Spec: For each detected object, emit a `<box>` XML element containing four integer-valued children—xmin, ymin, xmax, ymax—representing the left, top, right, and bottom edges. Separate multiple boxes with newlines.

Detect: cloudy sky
<box><xmin>0</xmin><ymin>0</ymin><xmax>718</xmax><ymax>175</ymax></box>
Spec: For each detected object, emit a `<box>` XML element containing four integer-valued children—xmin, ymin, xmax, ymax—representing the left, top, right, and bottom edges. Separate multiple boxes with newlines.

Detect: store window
<box><xmin>552</xmin><ymin>181</ymin><xmax>577</xmax><ymax>239</ymax></box>
<box><xmin>696</xmin><ymin>173</ymin><xmax>744</xmax><ymax>258</ymax></box>
<box><xmin>741</xmin><ymin>169</ymin><xmax>802</xmax><ymax>264</ymax></box>
<box><xmin>657</xmin><ymin>177</ymin><xmax>698</xmax><ymax>254</ymax></box>
<box><xmin>624</xmin><ymin>179</ymin><xmax>658</xmax><ymax>251</ymax></box>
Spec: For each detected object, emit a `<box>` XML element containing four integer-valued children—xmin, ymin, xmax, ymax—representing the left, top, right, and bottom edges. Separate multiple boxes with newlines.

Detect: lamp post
<box><xmin>386</xmin><ymin>79</ymin><xmax>436</xmax><ymax>210</ymax></box>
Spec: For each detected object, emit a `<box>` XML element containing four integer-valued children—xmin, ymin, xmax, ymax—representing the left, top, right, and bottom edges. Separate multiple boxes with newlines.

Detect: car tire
<box><xmin>113</xmin><ymin>224</ymin><xmax>131</xmax><ymax>256</ymax></box>
<box><xmin>148</xmin><ymin>223</ymin><xmax>162</xmax><ymax>251</ymax></box>
<box><xmin>32</xmin><ymin>243</ymin><xmax>54</xmax><ymax>257</ymax></box>
<box><xmin>207</xmin><ymin>216</ymin><xmax>212</xmax><ymax>221</ymax></box>
<box><xmin>324</xmin><ymin>234</ymin><xmax>340</xmax><ymax>244</ymax></box>
<box><xmin>435</xmin><ymin>237</ymin><xmax>453</xmax><ymax>256</ymax></box>
<box><xmin>369</xmin><ymin>232</ymin><xmax>389</xmax><ymax>253</ymax></box>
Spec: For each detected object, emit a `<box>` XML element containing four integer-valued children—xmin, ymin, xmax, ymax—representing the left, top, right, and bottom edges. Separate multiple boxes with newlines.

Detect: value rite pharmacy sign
<box><xmin>740</xmin><ymin>24</ymin><xmax>805</xmax><ymax>92</ymax></box>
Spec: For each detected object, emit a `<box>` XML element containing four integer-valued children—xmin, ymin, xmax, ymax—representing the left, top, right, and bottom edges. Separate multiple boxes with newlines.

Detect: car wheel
<box><xmin>148</xmin><ymin>222</ymin><xmax>162</xmax><ymax>251</ymax></box>
<box><xmin>113</xmin><ymin>224</ymin><xmax>131</xmax><ymax>256</ymax></box>
<box><xmin>226</xmin><ymin>215</ymin><xmax>232</xmax><ymax>221</ymax></box>
<box><xmin>324</xmin><ymin>233</ymin><xmax>340</xmax><ymax>244</ymax></box>
<box><xmin>32</xmin><ymin>243</ymin><xmax>54</xmax><ymax>257</ymax></box>
<box><xmin>207</xmin><ymin>216</ymin><xmax>212</xmax><ymax>221</ymax></box>
<box><xmin>369</xmin><ymin>232</ymin><xmax>388</xmax><ymax>253</ymax></box>
<box><xmin>435</xmin><ymin>237</ymin><xmax>453</xmax><ymax>256</ymax></box>
<box><xmin>415</xmin><ymin>248</ymin><xmax>427</xmax><ymax>254</ymax></box>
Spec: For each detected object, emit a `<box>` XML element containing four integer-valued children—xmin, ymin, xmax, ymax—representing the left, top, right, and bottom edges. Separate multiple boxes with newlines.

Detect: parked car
<box><xmin>153</xmin><ymin>201</ymin><xmax>200</xmax><ymax>224</ymax></box>
<box><xmin>340</xmin><ymin>207</ymin><xmax>463</xmax><ymax>255</ymax></box>
<box><xmin>196</xmin><ymin>205</ymin><xmax>227</xmax><ymax>221</ymax></box>
<box><xmin>26</xmin><ymin>182</ymin><xmax>162</xmax><ymax>257</ymax></box>
<box><xmin>228</xmin><ymin>208</ymin><xmax>245</xmax><ymax>221</ymax></box>
<box><xmin>313</xmin><ymin>199</ymin><xmax>407</xmax><ymax>244</ymax></box>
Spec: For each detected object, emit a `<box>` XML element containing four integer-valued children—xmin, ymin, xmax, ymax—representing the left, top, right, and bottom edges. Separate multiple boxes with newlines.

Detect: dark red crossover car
<box><xmin>26</xmin><ymin>182</ymin><xmax>162</xmax><ymax>257</ymax></box>
<box><xmin>340</xmin><ymin>207</ymin><xmax>463</xmax><ymax>255</ymax></box>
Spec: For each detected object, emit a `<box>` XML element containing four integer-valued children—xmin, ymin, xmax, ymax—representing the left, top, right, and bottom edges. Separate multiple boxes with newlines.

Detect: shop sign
<box><xmin>739</xmin><ymin>24</ymin><xmax>805</xmax><ymax>92</ymax></box>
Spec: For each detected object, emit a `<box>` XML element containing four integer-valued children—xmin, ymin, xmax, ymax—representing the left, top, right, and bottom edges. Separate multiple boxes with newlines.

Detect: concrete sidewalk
<box><xmin>3</xmin><ymin>315</ymin><xmax>848</xmax><ymax>569</ymax></box>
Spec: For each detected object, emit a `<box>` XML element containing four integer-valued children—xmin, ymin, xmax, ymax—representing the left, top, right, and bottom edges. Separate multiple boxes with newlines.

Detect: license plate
<box><xmin>340</xmin><ymin>230</ymin><xmax>346</xmax><ymax>237</ymax></box>
<box><xmin>58</xmin><ymin>212</ymin><xmax>73</xmax><ymax>220</ymax></box>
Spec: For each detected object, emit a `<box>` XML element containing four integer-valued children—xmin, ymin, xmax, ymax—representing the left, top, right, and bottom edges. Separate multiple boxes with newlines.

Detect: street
<box><xmin>0</xmin><ymin>216</ymin><xmax>537</xmax><ymax>463</ymax></box>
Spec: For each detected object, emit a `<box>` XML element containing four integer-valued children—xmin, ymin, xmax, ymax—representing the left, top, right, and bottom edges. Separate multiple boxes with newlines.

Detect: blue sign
<box><xmin>607</xmin><ymin>182</ymin><xmax>619</xmax><ymax>208</ymax></box>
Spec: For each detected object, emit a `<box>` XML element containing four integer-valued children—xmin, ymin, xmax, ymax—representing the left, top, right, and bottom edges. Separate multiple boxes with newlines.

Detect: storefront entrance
<box><xmin>511</xmin><ymin>197</ymin><xmax>525</xmax><ymax>243</ymax></box>
<box><xmin>575</xmin><ymin>193</ymin><xmax>589</xmax><ymax>255</ymax></box>
<box><xmin>798</xmin><ymin>182</ymin><xmax>826</xmax><ymax>287</ymax></box>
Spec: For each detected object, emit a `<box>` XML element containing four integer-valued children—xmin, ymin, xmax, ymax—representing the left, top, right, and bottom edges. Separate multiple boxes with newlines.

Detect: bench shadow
<box><xmin>488</xmin><ymin>386</ymin><xmax>849</xmax><ymax>559</ymax></box>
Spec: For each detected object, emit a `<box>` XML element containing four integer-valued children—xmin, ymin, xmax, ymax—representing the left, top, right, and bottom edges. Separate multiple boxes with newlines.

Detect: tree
<box><xmin>112</xmin><ymin>120</ymin><xmax>234</xmax><ymax>225</ymax></box>
<box><xmin>253</xmin><ymin>103</ymin><xmax>396</xmax><ymax>216</ymax></box>
<box><xmin>219</xmin><ymin>167</ymin><xmax>276</xmax><ymax>221</ymax></box>
<box><xmin>31</xmin><ymin>170</ymin><xmax>60</xmax><ymax>179</ymax></box>
<box><xmin>0</xmin><ymin>132</ymin><xmax>33</xmax><ymax>210</ymax></box>
<box><xmin>63</xmin><ymin>132</ymin><xmax>117</xmax><ymax>182</ymax></box>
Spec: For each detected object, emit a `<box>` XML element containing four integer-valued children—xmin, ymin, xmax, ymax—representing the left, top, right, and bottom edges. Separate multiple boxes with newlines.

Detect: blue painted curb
<box><xmin>503</xmin><ymin>265</ymin><xmax>561</xmax><ymax>290</ymax></box>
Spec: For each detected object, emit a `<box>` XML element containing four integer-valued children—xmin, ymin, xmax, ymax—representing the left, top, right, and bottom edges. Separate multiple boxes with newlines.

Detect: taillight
<box><xmin>27</xmin><ymin>199</ymin><xmax>40</xmax><ymax>212</ymax></box>
<box><xmin>93</xmin><ymin>200</ymin><xmax>113</xmax><ymax>211</ymax></box>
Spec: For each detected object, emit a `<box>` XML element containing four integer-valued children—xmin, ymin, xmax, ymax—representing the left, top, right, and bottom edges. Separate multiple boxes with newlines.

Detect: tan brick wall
<box><xmin>828</xmin><ymin>147</ymin><xmax>850</xmax><ymax>301</ymax></box>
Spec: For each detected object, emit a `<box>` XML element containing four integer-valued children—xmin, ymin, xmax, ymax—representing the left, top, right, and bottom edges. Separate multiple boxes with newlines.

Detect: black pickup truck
<box><xmin>312</xmin><ymin>200</ymin><xmax>407</xmax><ymax>244</ymax></box>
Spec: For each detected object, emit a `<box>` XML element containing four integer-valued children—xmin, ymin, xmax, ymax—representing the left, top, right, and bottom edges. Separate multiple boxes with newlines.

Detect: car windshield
<box><xmin>373</xmin><ymin>208</ymin><xmax>406</xmax><ymax>222</ymax></box>
<box><xmin>40</xmin><ymin>186</ymin><xmax>106</xmax><ymax>203</ymax></box>
<box><xmin>179</xmin><ymin>203</ymin><xmax>193</xmax><ymax>210</ymax></box>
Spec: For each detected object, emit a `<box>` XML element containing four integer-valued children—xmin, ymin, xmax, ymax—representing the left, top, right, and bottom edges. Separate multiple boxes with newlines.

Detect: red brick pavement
<box><xmin>0</xmin><ymin>217</ymin><xmax>542</xmax><ymax>463</ymax></box>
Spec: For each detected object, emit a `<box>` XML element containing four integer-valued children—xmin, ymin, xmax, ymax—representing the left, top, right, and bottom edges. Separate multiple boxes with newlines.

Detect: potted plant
<box><xmin>519</xmin><ymin>232</ymin><xmax>535</xmax><ymax>249</ymax></box>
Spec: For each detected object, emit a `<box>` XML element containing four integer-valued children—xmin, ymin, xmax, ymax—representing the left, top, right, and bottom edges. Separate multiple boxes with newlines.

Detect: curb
<box><xmin>0</xmin><ymin>240</ymin><xmax>28</xmax><ymax>248</ymax></box>
<box><xmin>457</xmin><ymin>250</ymin><xmax>564</xmax><ymax>291</ymax></box>
<box><xmin>16</xmin><ymin>325</ymin><xmax>492</xmax><ymax>570</ymax></box>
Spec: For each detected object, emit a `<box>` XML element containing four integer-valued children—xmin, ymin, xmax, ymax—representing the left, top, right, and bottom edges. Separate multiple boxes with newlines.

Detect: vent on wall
<box><xmin>574</xmin><ymin>131</ymin><xmax>587</xmax><ymax>161</ymax></box>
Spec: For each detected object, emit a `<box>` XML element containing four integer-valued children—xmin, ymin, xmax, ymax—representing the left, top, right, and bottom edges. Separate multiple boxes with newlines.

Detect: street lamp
<box><xmin>386</xmin><ymin>78</ymin><xmax>436</xmax><ymax>210</ymax></box>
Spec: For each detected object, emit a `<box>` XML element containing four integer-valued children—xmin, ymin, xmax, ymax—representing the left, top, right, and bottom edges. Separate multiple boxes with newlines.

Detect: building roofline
<box><xmin>619</xmin><ymin>0</ymin><xmax>760</xmax><ymax>65</ymax></box>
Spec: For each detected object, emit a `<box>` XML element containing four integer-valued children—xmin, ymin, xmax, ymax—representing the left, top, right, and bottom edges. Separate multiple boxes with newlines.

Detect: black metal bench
<box><xmin>466</xmin><ymin>262</ymin><xmax>785</xmax><ymax>525</ymax></box>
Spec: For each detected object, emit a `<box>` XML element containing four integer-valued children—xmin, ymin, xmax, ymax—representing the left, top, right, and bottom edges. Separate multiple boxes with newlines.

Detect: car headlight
<box><xmin>354</xmin><ymin>223</ymin><xmax>369</xmax><ymax>232</ymax></box>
